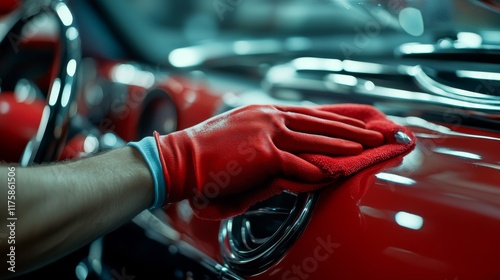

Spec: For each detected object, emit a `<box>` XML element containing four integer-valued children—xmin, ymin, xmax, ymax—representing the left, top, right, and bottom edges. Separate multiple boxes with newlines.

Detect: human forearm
<box><xmin>0</xmin><ymin>147</ymin><xmax>153</xmax><ymax>278</ymax></box>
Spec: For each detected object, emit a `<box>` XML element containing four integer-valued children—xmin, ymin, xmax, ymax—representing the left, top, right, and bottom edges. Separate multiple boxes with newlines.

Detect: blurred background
<box><xmin>1</xmin><ymin>0</ymin><xmax>500</xmax><ymax>279</ymax></box>
<box><xmin>72</xmin><ymin>0</ymin><xmax>500</xmax><ymax>67</ymax></box>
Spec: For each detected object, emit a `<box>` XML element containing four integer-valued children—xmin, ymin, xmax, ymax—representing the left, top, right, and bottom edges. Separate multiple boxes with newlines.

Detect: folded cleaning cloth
<box><xmin>189</xmin><ymin>104</ymin><xmax>416</xmax><ymax>220</ymax></box>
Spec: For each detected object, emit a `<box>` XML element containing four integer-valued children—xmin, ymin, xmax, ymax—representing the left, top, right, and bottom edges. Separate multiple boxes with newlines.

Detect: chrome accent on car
<box><xmin>396</xmin><ymin>33</ymin><xmax>500</xmax><ymax>62</ymax></box>
<box><xmin>411</xmin><ymin>66</ymin><xmax>500</xmax><ymax>104</ymax></box>
<box><xmin>397</xmin><ymin>41</ymin><xmax>500</xmax><ymax>57</ymax></box>
<box><xmin>326</xmin><ymin>73</ymin><xmax>500</xmax><ymax>113</ymax></box>
<box><xmin>0</xmin><ymin>0</ymin><xmax>81</xmax><ymax>165</ymax></box>
<box><xmin>264</xmin><ymin>58</ymin><xmax>500</xmax><ymax>114</ymax></box>
<box><xmin>219</xmin><ymin>191</ymin><xmax>318</xmax><ymax>276</ymax></box>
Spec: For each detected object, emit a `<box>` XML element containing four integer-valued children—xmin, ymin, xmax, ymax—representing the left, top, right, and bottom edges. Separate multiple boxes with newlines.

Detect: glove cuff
<box><xmin>128</xmin><ymin>137</ymin><xmax>166</xmax><ymax>210</ymax></box>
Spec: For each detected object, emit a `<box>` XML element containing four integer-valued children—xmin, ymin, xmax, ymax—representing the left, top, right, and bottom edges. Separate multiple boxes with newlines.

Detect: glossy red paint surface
<box><xmin>161</xmin><ymin>75</ymin><xmax>223</xmax><ymax>131</ymax></box>
<box><xmin>105</xmin><ymin>84</ymin><xmax>149</xmax><ymax>142</ymax></box>
<box><xmin>166</xmin><ymin>119</ymin><xmax>500</xmax><ymax>279</ymax></box>
<box><xmin>164</xmin><ymin>202</ymin><xmax>222</xmax><ymax>260</ymax></box>
<box><xmin>0</xmin><ymin>92</ymin><xmax>44</xmax><ymax>163</ymax></box>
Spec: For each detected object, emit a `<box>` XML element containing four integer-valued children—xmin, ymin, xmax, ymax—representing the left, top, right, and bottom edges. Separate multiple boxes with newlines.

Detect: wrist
<box><xmin>128</xmin><ymin>136</ymin><xmax>166</xmax><ymax>209</ymax></box>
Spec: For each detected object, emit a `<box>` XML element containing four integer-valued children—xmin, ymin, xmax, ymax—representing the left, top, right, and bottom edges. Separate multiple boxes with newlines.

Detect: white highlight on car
<box><xmin>375</xmin><ymin>172</ymin><xmax>416</xmax><ymax>186</ymax></box>
<box><xmin>395</xmin><ymin>211</ymin><xmax>424</xmax><ymax>230</ymax></box>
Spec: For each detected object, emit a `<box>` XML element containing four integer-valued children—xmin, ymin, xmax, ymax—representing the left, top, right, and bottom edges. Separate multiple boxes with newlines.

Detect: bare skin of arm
<box><xmin>0</xmin><ymin>146</ymin><xmax>154</xmax><ymax>279</ymax></box>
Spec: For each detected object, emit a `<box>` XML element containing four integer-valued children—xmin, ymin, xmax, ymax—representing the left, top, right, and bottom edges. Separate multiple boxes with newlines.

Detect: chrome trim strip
<box><xmin>243</xmin><ymin>207</ymin><xmax>292</xmax><ymax>216</ymax></box>
<box><xmin>398</xmin><ymin>42</ymin><xmax>500</xmax><ymax>55</ymax></box>
<box><xmin>338</xmin><ymin>75</ymin><xmax>500</xmax><ymax>112</ymax></box>
<box><xmin>411</xmin><ymin>66</ymin><xmax>500</xmax><ymax>103</ymax></box>
<box><xmin>219</xmin><ymin>191</ymin><xmax>319</xmax><ymax>276</ymax></box>
<box><xmin>245</xmin><ymin>220</ymin><xmax>271</xmax><ymax>244</ymax></box>
<box><xmin>265</xmin><ymin>62</ymin><xmax>500</xmax><ymax>114</ymax></box>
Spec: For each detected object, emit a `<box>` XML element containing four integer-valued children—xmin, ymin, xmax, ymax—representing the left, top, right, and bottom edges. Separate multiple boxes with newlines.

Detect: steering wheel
<box><xmin>0</xmin><ymin>0</ymin><xmax>80</xmax><ymax>165</ymax></box>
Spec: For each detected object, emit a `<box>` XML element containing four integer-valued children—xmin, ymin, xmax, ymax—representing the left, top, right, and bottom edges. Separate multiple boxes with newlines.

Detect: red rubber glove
<box><xmin>154</xmin><ymin>104</ymin><xmax>384</xmax><ymax>218</ymax></box>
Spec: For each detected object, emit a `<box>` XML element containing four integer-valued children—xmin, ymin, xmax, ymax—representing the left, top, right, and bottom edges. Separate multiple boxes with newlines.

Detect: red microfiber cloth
<box><xmin>189</xmin><ymin>104</ymin><xmax>416</xmax><ymax>220</ymax></box>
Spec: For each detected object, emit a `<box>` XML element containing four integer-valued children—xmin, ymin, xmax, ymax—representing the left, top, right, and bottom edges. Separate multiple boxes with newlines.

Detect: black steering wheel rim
<box><xmin>0</xmin><ymin>0</ymin><xmax>81</xmax><ymax>165</ymax></box>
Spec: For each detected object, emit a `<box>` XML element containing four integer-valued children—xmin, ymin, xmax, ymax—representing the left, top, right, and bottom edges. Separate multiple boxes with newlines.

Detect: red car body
<box><xmin>1</xmin><ymin>1</ymin><xmax>499</xmax><ymax>280</ymax></box>
<box><xmin>164</xmin><ymin>120</ymin><xmax>500</xmax><ymax>280</ymax></box>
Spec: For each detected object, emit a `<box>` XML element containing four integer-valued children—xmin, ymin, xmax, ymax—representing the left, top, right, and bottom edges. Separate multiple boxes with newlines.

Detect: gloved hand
<box><xmin>129</xmin><ymin>104</ymin><xmax>384</xmax><ymax>218</ymax></box>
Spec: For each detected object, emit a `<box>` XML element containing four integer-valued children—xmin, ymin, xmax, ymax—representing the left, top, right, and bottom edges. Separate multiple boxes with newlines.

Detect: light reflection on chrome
<box><xmin>169</xmin><ymin>39</ymin><xmax>283</xmax><ymax>68</ymax></box>
<box><xmin>265</xmin><ymin>65</ymin><xmax>297</xmax><ymax>82</ymax></box>
<box><xmin>232</xmin><ymin>40</ymin><xmax>253</xmax><ymax>55</ymax></box>
<box><xmin>48</xmin><ymin>78</ymin><xmax>61</xmax><ymax>106</ymax></box>
<box><xmin>412</xmin><ymin>66</ymin><xmax>500</xmax><ymax>102</ymax></box>
<box><xmin>398</xmin><ymin>43</ymin><xmax>435</xmax><ymax>55</ymax></box>
<box><xmin>6</xmin><ymin>0</ymin><xmax>83</xmax><ymax>165</ymax></box>
<box><xmin>66</xmin><ymin>26</ymin><xmax>79</xmax><ymax>41</ymax></box>
<box><xmin>343</xmin><ymin>60</ymin><xmax>386</xmax><ymax>74</ymax></box>
<box><xmin>55</xmin><ymin>2</ymin><xmax>73</xmax><ymax>26</ymax></box>
<box><xmin>60</xmin><ymin>83</ymin><xmax>73</xmax><ymax>107</ymax></box>
<box><xmin>456</xmin><ymin>70</ymin><xmax>500</xmax><ymax>81</ymax></box>
<box><xmin>457</xmin><ymin>32</ymin><xmax>483</xmax><ymax>47</ymax></box>
<box><xmin>395</xmin><ymin>211</ymin><xmax>424</xmax><ymax>230</ymax></box>
<box><xmin>66</xmin><ymin>59</ymin><xmax>77</xmax><ymax>77</ymax></box>
<box><xmin>34</xmin><ymin>106</ymin><xmax>51</xmax><ymax>142</ymax></box>
<box><xmin>219</xmin><ymin>192</ymin><xmax>317</xmax><ymax>276</ymax></box>
<box><xmin>291</xmin><ymin>57</ymin><xmax>343</xmax><ymax>72</ymax></box>
<box><xmin>265</xmin><ymin>57</ymin><xmax>500</xmax><ymax>114</ymax></box>
<box><xmin>330</xmin><ymin>74</ymin><xmax>357</xmax><ymax>86</ymax></box>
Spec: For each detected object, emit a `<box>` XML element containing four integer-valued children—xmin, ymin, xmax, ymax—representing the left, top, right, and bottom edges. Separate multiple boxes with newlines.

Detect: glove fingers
<box><xmin>277</xmin><ymin>132</ymin><xmax>363</xmax><ymax>156</ymax></box>
<box><xmin>285</xmin><ymin>113</ymin><xmax>385</xmax><ymax>147</ymax></box>
<box><xmin>275</xmin><ymin>105</ymin><xmax>366</xmax><ymax>128</ymax></box>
